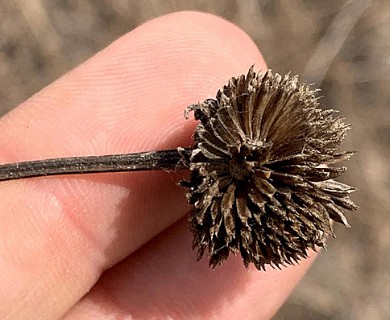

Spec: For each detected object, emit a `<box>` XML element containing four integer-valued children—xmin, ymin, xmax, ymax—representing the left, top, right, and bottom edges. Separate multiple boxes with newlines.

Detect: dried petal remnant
<box><xmin>184</xmin><ymin>67</ymin><xmax>357</xmax><ymax>270</ymax></box>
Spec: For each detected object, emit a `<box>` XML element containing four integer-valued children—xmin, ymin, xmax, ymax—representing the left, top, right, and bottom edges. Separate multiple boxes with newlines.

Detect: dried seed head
<box><xmin>184</xmin><ymin>67</ymin><xmax>357</xmax><ymax>270</ymax></box>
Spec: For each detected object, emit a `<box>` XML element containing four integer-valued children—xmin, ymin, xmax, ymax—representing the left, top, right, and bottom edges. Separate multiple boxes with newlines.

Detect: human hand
<box><xmin>0</xmin><ymin>12</ymin><xmax>315</xmax><ymax>319</ymax></box>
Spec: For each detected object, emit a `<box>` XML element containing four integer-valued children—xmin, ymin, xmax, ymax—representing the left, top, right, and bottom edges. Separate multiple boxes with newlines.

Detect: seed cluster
<box><xmin>184</xmin><ymin>67</ymin><xmax>357</xmax><ymax>270</ymax></box>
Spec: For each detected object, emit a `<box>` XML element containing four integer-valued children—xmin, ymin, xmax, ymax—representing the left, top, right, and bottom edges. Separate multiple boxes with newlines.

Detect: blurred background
<box><xmin>0</xmin><ymin>1</ymin><xmax>388</xmax><ymax>319</ymax></box>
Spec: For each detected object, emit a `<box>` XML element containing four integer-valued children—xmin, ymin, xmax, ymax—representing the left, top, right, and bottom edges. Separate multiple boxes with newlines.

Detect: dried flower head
<box><xmin>184</xmin><ymin>66</ymin><xmax>357</xmax><ymax>270</ymax></box>
<box><xmin>0</xmin><ymin>66</ymin><xmax>357</xmax><ymax>271</ymax></box>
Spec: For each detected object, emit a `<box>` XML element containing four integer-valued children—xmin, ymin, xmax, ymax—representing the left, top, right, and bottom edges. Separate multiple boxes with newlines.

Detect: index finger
<box><xmin>0</xmin><ymin>11</ymin><xmax>266</xmax><ymax>319</ymax></box>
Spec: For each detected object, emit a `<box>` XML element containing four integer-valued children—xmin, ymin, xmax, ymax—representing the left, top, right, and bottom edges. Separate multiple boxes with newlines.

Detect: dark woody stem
<box><xmin>0</xmin><ymin>148</ymin><xmax>192</xmax><ymax>182</ymax></box>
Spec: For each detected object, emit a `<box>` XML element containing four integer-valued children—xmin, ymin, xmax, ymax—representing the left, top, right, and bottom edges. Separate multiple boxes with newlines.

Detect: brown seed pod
<box><xmin>0</xmin><ymin>66</ymin><xmax>357</xmax><ymax>271</ymax></box>
<box><xmin>184</xmin><ymin>66</ymin><xmax>357</xmax><ymax>270</ymax></box>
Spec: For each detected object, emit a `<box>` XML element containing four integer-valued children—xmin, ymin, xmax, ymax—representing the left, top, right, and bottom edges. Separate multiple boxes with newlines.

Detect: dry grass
<box><xmin>0</xmin><ymin>1</ymin><xmax>389</xmax><ymax>318</ymax></box>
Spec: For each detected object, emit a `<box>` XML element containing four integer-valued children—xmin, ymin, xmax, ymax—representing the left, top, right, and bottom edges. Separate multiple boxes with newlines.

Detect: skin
<box><xmin>0</xmin><ymin>12</ymin><xmax>315</xmax><ymax>320</ymax></box>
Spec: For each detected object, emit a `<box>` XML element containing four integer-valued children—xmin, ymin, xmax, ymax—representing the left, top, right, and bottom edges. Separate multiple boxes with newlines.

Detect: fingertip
<box><xmin>1</xmin><ymin>11</ymin><xmax>266</xmax><ymax>159</ymax></box>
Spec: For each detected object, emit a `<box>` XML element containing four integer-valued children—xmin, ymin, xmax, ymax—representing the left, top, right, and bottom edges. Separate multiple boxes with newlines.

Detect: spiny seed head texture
<box><xmin>184</xmin><ymin>67</ymin><xmax>357</xmax><ymax>270</ymax></box>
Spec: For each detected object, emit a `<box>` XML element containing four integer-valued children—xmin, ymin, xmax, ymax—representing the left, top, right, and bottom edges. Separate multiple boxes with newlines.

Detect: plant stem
<box><xmin>0</xmin><ymin>148</ymin><xmax>192</xmax><ymax>182</ymax></box>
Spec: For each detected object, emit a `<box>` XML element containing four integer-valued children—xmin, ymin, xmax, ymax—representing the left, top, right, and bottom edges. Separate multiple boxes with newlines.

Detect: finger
<box><xmin>0</xmin><ymin>11</ymin><xmax>266</xmax><ymax>320</ymax></box>
<box><xmin>64</xmin><ymin>219</ymin><xmax>316</xmax><ymax>320</ymax></box>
